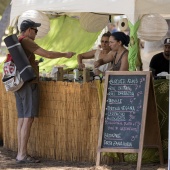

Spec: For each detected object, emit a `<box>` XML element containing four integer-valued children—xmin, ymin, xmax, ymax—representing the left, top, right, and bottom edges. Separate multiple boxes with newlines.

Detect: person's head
<box><xmin>100</xmin><ymin>32</ymin><xmax>111</xmax><ymax>50</ymax></box>
<box><xmin>109</xmin><ymin>31</ymin><xmax>130</xmax><ymax>51</ymax></box>
<box><xmin>20</xmin><ymin>19</ymin><xmax>41</xmax><ymax>40</ymax></box>
<box><xmin>163</xmin><ymin>38</ymin><xmax>170</xmax><ymax>57</ymax></box>
<box><xmin>107</xmin><ymin>23</ymin><xmax>118</xmax><ymax>33</ymax></box>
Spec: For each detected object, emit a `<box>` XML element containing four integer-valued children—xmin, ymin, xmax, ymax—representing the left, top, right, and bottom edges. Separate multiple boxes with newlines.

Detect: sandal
<box><xmin>16</xmin><ymin>155</ymin><xmax>40</xmax><ymax>164</ymax></box>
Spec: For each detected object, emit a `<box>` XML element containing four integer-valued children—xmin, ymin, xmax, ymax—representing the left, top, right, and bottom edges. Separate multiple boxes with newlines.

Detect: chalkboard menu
<box><xmin>102</xmin><ymin>75</ymin><xmax>146</xmax><ymax>149</ymax></box>
<box><xmin>96</xmin><ymin>71</ymin><xmax>164</xmax><ymax>169</ymax></box>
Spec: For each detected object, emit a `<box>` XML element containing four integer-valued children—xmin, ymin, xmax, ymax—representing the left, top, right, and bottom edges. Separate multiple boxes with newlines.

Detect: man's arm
<box><xmin>149</xmin><ymin>67</ymin><xmax>156</xmax><ymax>77</ymax></box>
<box><xmin>149</xmin><ymin>55</ymin><xmax>157</xmax><ymax>77</ymax></box>
<box><xmin>34</xmin><ymin>47</ymin><xmax>76</xmax><ymax>59</ymax></box>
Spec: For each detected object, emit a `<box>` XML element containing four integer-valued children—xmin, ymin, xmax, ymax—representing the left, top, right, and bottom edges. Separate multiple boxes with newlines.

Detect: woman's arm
<box><xmin>77</xmin><ymin>50</ymin><xmax>96</xmax><ymax>70</ymax></box>
<box><xmin>94</xmin><ymin>51</ymin><xmax>114</xmax><ymax>68</ymax></box>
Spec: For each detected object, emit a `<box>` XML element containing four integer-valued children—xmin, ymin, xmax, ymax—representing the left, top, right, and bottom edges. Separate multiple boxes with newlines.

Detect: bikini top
<box><xmin>111</xmin><ymin>50</ymin><xmax>128</xmax><ymax>71</ymax></box>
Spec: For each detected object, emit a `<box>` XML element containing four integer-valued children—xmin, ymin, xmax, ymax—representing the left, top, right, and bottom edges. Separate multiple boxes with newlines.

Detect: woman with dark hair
<box><xmin>94</xmin><ymin>32</ymin><xmax>130</xmax><ymax>162</ymax></box>
<box><xmin>94</xmin><ymin>31</ymin><xmax>130</xmax><ymax>71</ymax></box>
<box><xmin>77</xmin><ymin>32</ymin><xmax>112</xmax><ymax>76</ymax></box>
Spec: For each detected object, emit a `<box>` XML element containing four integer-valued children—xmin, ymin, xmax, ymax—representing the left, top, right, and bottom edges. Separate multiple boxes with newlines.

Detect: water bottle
<box><xmin>42</xmin><ymin>69</ymin><xmax>46</xmax><ymax>81</ymax></box>
<box><xmin>73</xmin><ymin>69</ymin><xmax>79</xmax><ymax>82</ymax></box>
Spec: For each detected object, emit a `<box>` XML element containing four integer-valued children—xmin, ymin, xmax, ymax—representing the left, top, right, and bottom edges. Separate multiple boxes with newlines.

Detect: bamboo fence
<box><xmin>0</xmin><ymin>74</ymin><xmax>110</xmax><ymax>163</ymax></box>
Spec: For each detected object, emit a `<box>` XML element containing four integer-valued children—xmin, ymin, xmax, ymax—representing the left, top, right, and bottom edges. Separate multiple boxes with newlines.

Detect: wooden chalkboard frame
<box><xmin>96</xmin><ymin>71</ymin><xmax>163</xmax><ymax>170</ymax></box>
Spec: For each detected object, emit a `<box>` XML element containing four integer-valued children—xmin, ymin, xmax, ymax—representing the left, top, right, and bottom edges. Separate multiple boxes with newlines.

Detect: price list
<box><xmin>102</xmin><ymin>75</ymin><xmax>146</xmax><ymax>149</ymax></box>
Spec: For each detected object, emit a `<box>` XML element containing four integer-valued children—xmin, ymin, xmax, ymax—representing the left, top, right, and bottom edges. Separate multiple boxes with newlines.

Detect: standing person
<box><xmin>94</xmin><ymin>31</ymin><xmax>129</xmax><ymax>162</ymax></box>
<box><xmin>15</xmin><ymin>19</ymin><xmax>75</xmax><ymax>163</ymax></box>
<box><xmin>94</xmin><ymin>31</ymin><xmax>130</xmax><ymax>71</ymax></box>
<box><xmin>149</xmin><ymin>38</ymin><xmax>170</xmax><ymax>78</ymax></box>
<box><xmin>107</xmin><ymin>22</ymin><xmax>118</xmax><ymax>34</ymax></box>
<box><xmin>77</xmin><ymin>32</ymin><xmax>112</xmax><ymax>76</ymax></box>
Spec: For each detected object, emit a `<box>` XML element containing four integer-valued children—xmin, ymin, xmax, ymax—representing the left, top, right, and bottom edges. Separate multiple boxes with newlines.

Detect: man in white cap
<box><xmin>149</xmin><ymin>38</ymin><xmax>170</xmax><ymax>77</ymax></box>
<box><xmin>15</xmin><ymin>19</ymin><xmax>75</xmax><ymax>163</ymax></box>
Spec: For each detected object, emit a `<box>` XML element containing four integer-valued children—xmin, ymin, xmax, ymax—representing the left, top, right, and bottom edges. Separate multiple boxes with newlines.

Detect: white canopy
<box><xmin>10</xmin><ymin>0</ymin><xmax>170</xmax><ymax>26</ymax></box>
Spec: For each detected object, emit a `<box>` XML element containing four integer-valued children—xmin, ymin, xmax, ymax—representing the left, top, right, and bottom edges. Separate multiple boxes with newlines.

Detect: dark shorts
<box><xmin>14</xmin><ymin>83</ymin><xmax>39</xmax><ymax>118</ymax></box>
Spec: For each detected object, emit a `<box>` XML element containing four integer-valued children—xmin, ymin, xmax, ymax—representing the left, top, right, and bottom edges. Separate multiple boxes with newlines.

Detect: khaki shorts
<box><xmin>15</xmin><ymin>83</ymin><xmax>39</xmax><ymax>118</ymax></box>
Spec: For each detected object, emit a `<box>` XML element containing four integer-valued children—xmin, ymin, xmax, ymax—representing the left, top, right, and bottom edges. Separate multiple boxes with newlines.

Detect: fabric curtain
<box><xmin>0</xmin><ymin>15</ymin><xmax>101</xmax><ymax>73</ymax></box>
<box><xmin>35</xmin><ymin>15</ymin><xmax>101</xmax><ymax>73</ymax></box>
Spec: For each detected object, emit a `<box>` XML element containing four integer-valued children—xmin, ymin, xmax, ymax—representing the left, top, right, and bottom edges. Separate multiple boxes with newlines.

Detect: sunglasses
<box><xmin>31</xmin><ymin>28</ymin><xmax>38</xmax><ymax>34</ymax></box>
<box><xmin>101</xmin><ymin>40</ymin><xmax>109</xmax><ymax>43</ymax></box>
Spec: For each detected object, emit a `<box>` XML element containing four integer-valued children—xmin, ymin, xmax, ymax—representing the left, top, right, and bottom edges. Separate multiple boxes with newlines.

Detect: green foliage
<box><xmin>128</xmin><ymin>20</ymin><xmax>141</xmax><ymax>71</ymax></box>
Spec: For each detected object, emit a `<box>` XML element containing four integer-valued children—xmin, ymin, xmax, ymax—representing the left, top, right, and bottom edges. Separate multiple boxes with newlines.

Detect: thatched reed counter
<box><xmin>1</xmin><ymin>73</ymin><xmax>168</xmax><ymax>163</ymax></box>
<box><xmin>0</xmin><ymin>74</ymin><xmax>104</xmax><ymax>162</ymax></box>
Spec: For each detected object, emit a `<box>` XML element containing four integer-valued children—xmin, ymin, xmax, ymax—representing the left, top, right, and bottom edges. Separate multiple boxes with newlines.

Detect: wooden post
<box><xmin>57</xmin><ymin>67</ymin><xmax>63</xmax><ymax>81</ymax></box>
<box><xmin>83</xmin><ymin>68</ymin><xmax>90</xmax><ymax>82</ymax></box>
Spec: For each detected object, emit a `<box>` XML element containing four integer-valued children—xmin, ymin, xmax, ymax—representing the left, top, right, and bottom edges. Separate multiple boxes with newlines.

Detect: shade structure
<box><xmin>17</xmin><ymin>10</ymin><xmax>50</xmax><ymax>39</ymax></box>
<box><xmin>79</xmin><ymin>13</ymin><xmax>109</xmax><ymax>32</ymax></box>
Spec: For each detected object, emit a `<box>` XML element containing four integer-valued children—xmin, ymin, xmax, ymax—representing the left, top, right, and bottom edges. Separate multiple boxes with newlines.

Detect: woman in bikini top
<box><xmin>77</xmin><ymin>32</ymin><xmax>112</xmax><ymax>76</ymax></box>
<box><xmin>94</xmin><ymin>31</ymin><xmax>130</xmax><ymax>71</ymax></box>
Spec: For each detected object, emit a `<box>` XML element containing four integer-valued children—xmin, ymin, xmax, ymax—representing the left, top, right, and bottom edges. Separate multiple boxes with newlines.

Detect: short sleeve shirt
<box><xmin>149</xmin><ymin>52</ymin><xmax>169</xmax><ymax>75</ymax></box>
<box><xmin>19</xmin><ymin>37</ymin><xmax>40</xmax><ymax>83</ymax></box>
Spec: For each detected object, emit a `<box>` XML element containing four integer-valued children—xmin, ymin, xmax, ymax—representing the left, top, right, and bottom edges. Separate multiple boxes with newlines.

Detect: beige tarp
<box><xmin>10</xmin><ymin>0</ymin><xmax>170</xmax><ymax>26</ymax></box>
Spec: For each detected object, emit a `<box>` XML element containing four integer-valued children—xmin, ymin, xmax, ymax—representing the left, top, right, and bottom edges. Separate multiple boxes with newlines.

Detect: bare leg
<box><xmin>16</xmin><ymin>117</ymin><xmax>34</xmax><ymax>160</ymax></box>
<box><xmin>17</xmin><ymin>118</ymin><xmax>24</xmax><ymax>156</ymax></box>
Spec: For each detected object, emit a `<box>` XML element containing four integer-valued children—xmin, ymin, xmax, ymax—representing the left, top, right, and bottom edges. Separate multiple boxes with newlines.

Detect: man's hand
<box><xmin>66</xmin><ymin>52</ymin><xmax>76</xmax><ymax>58</ymax></box>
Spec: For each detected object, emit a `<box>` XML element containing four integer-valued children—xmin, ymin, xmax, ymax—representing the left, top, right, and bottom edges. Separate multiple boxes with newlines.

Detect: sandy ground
<box><xmin>0</xmin><ymin>147</ymin><xmax>168</xmax><ymax>170</ymax></box>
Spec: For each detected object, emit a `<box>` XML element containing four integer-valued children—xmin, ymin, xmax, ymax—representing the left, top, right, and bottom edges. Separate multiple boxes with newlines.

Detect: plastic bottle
<box><xmin>73</xmin><ymin>68</ymin><xmax>79</xmax><ymax>81</ymax></box>
<box><xmin>42</xmin><ymin>69</ymin><xmax>46</xmax><ymax>81</ymax></box>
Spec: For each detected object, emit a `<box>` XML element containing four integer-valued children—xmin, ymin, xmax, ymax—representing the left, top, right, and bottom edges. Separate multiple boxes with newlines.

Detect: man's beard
<box><xmin>164</xmin><ymin>52</ymin><xmax>170</xmax><ymax>59</ymax></box>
